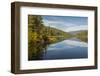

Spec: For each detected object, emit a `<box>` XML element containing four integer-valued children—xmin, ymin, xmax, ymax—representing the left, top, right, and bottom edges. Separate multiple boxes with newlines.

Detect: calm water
<box><xmin>29</xmin><ymin>38</ymin><xmax>88</xmax><ymax>60</ymax></box>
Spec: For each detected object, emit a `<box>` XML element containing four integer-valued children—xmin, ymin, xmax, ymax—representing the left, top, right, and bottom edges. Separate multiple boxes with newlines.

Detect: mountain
<box><xmin>68</xmin><ymin>30</ymin><xmax>88</xmax><ymax>35</ymax></box>
<box><xmin>75</xmin><ymin>30</ymin><xmax>88</xmax><ymax>42</ymax></box>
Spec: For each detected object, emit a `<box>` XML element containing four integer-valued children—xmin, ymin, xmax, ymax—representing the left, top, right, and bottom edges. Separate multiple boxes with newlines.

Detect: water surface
<box><xmin>29</xmin><ymin>38</ymin><xmax>88</xmax><ymax>60</ymax></box>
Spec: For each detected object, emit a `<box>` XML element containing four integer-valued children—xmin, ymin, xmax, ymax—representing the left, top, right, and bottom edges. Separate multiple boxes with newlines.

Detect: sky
<box><xmin>42</xmin><ymin>15</ymin><xmax>88</xmax><ymax>32</ymax></box>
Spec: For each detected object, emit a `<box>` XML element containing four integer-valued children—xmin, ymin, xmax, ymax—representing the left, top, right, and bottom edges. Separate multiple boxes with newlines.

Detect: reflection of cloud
<box><xmin>47</xmin><ymin>39</ymin><xmax>87</xmax><ymax>51</ymax></box>
<box><xmin>63</xmin><ymin>40</ymin><xmax>88</xmax><ymax>47</ymax></box>
<box><xmin>50</xmin><ymin>39</ymin><xmax>87</xmax><ymax>48</ymax></box>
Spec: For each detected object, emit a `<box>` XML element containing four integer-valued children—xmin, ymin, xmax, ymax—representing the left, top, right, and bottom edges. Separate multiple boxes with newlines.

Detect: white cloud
<box><xmin>43</xmin><ymin>19</ymin><xmax>88</xmax><ymax>32</ymax></box>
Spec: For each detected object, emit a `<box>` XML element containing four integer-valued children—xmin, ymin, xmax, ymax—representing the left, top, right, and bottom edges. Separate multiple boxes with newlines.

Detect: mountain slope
<box><xmin>75</xmin><ymin>31</ymin><xmax>88</xmax><ymax>42</ymax></box>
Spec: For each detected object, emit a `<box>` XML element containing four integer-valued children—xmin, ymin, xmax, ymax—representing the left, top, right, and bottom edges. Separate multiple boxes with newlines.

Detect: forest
<box><xmin>28</xmin><ymin>15</ymin><xmax>72</xmax><ymax>45</ymax></box>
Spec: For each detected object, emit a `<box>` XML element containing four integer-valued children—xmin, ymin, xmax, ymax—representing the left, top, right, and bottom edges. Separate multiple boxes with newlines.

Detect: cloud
<box><xmin>42</xmin><ymin>16</ymin><xmax>88</xmax><ymax>32</ymax></box>
<box><xmin>43</xmin><ymin>19</ymin><xmax>75</xmax><ymax>27</ymax></box>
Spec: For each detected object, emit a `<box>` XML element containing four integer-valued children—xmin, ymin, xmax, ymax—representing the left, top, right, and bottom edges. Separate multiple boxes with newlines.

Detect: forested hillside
<box><xmin>28</xmin><ymin>15</ymin><xmax>72</xmax><ymax>44</ymax></box>
<box><xmin>75</xmin><ymin>31</ymin><xmax>88</xmax><ymax>42</ymax></box>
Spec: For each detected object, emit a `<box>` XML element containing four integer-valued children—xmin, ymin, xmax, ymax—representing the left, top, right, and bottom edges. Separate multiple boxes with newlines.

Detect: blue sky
<box><xmin>42</xmin><ymin>15</ymin><xmax>88</xmax><ymax>32</ymax></box>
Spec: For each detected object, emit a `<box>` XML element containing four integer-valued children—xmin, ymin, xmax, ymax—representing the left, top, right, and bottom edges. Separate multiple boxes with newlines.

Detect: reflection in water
<box><xmin>28</xmin><ymin>41</ymin><xmax>48</xmax><ymax>60</ymax></box>
<box><xmin>28</xmin><ymin>38</ymin><xmax>88</xmax><ymax>60</ymax></box>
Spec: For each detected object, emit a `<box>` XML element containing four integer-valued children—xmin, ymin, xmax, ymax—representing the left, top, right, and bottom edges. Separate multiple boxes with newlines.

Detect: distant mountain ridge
<box><xmin>68</xmin><ymin>30</ymin><xmax>88</xmax><ymax>35</ymax></box>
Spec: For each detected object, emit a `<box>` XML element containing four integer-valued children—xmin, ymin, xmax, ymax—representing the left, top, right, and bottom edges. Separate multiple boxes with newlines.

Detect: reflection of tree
<box><xmin>75</xmin><ymin>31</ymin><xmax>88</xmax><ymax>42</ymax></box>
<box><xmin>28</xmin><ymin>41</ymin><xmax>48</xmax><ymax>60</ymax></box>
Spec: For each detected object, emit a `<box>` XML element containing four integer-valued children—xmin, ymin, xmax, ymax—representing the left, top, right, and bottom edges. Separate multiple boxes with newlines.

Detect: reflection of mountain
<box><xmin>75</xmin><ymin>31</ymin><xmax>88</xmax><ymax>42</ymax></box>
<box><xmin>68</xmin><ymin>30</ymin><xmax>88</xmax><ymax>42</ymax></box>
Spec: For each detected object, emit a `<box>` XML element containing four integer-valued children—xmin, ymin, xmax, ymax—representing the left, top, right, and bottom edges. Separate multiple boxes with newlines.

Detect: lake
<box><xmin>28</xmin><ymin>38</ymin><xmax>88</xmax><ymax>60</ymax></box>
